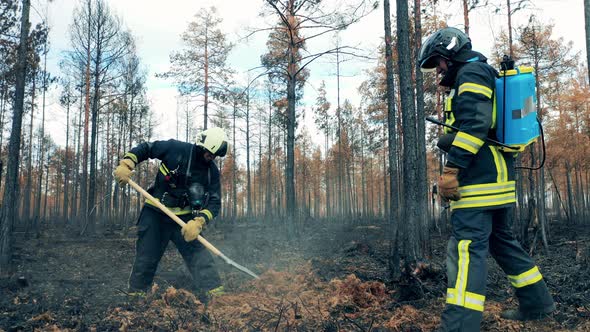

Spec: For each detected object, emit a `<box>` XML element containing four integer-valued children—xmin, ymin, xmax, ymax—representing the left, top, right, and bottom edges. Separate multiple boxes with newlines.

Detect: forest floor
<box><xmin>1</xmin><ymin>215</ymin><xmax>589</xmax><ymax>331</ymax></box>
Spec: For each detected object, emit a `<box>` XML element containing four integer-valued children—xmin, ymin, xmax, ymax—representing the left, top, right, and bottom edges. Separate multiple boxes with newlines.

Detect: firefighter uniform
<box><xmin>438</xmin><ymin>54</ymin><xmax>555</xmax><ymax>331</ymax></box>
<box><xmin>124</xmin><ymin>139</ymin><xmax>222</xmax><ymax>295</ymax></box>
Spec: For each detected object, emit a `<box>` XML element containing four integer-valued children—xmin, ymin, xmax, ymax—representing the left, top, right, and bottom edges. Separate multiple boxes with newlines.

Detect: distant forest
<box><xmin>0</xmin><ymin>0</ymin><xmax>588</xmax><ymax>276</ymax></box>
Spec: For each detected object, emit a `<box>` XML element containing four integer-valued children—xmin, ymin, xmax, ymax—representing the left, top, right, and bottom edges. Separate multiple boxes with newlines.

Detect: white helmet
<box><xmin>196</xmin><ymin>127</ymin><xmax>228</xmax><ymax>157</ymax></box>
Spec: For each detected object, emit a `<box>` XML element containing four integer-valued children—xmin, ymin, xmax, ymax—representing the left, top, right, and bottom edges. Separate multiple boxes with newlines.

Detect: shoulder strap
<box><xmin>184</xmin><ymin>145</ymin><xmax>194</xmax><ymax>187</ymax></box>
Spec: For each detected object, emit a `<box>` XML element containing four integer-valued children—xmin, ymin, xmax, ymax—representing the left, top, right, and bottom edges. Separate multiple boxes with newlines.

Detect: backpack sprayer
<box><xmin>427</xmin><ymin>55</ymin><xmax>546</xmax><ymax>170</ymax></box>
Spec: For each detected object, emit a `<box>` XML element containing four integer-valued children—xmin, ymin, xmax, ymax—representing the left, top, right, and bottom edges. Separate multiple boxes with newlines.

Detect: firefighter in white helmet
<box><xmin>114</xmin><ymin>127</ymin><xmax>228</xmax><ymax>301</ymax></box>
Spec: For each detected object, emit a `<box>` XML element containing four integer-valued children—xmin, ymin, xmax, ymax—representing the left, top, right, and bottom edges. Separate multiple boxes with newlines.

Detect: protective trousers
<box><xmin>440</xmin><ymin>207</ymin><xmax>554</xmax><ymax>331</ymax></box>
<box><xmin>128</xmin><ymin>207</ymin><xmax>221</xmax><ymax>295</ymax></box>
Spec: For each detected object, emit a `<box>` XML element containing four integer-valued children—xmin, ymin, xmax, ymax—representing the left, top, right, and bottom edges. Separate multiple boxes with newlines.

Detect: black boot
<box><xmin>500</xmin><ymin>303</ymin><xmax>556</xmax><ymax>321</ymax></box>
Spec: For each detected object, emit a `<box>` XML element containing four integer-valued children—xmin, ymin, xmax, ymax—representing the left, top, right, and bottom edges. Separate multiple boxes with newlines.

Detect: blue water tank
<box><xmin>495</xmin><ymin>66</ymin><xmax>540</xmax><ymax>149</ymax></box>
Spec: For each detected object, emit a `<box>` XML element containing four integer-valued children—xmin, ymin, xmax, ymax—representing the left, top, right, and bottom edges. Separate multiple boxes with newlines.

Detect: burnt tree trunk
<box><xmin>0</xmin><ymin>0</ymin><xmax>31</xmax><ymax>272</ymax></box>
<box><xmin>384</xmin><ymin>0</ymin><xmax>401</xmax><ymax>278</ymax></box>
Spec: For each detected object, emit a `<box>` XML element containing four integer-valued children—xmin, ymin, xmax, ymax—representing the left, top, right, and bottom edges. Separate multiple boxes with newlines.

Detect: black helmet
<box><xmin>418</xmin><ymin>27</ymin><xmax>471</xmax><ymax>72</ymax></box>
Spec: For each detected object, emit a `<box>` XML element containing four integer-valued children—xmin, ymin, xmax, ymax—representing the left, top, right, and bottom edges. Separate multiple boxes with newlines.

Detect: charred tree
<box><xmin>0</xmin><ymin>0</ymin><xmax>30</xmax><ymax>272</ymax></box>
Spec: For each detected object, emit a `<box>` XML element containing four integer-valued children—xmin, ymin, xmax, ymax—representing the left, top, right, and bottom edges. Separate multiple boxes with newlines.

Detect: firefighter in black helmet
<box><xmin>114</xmin><ymin>127</ymin><xmax>228</xmax><ymax>302</ymax></box>
<box><xmin>419</xmin><ymin>27</ymin><xmax>472</xmax><ymax>73</ymax></box>
<box><xmin>419</xmin><ymin>27</ymin><xmax>555</xmax><ymax>331</ymax></box>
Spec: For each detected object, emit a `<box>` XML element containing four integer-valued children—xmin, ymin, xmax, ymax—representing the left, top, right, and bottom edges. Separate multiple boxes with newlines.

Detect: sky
<box><xmin>33</xmin><ymin>0</ymin><xmax>586</xmax><ymax>150</ymax></box>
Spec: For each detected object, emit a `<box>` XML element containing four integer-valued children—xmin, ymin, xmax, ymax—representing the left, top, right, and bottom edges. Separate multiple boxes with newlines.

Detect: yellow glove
<box><xmin>114</xmin><ymin>159</ymin><xmax>135</xmax><ymax>186</ymax></box>
<box><xmin>182</xmin><ymin>217</ymin><xmax>205</xmax><ymax>242</ymax></box>
<box><xmin>438</xmin><ymin>166</ymin><xmax>461</xmax><ymax>201</ymax></box>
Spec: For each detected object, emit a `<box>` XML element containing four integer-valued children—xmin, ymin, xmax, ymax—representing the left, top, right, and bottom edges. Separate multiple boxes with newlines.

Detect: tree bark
<box><xmin>246</xmin><ymin>89</ymin><xmax>252</xmax><ymax>218</ymax></box>
<box><xmin>266</xmin><ymin>88</ymin><xmax>273</xmax><ymax>219</ymax></box>
<box><xmin>384</xmin><ymin>0</ymin><xmax>401</xmax><ymax>278</ymax></box>
<box><xmin>203</xmin><ymin>30</ymin><xmax>209</xmax><ymax>130</ymax></box>
<box><xmin>23</xmin><ymin>70</ymin><xmax>35</xmax><ymax>226</ymax></box>
<box><xmin>34</xmin><ymin>44</ymin><xmax>49</xmax><ymax>229</ymax></box>
<box><xmin>463</xmin><ymin>0</ymin><xmax>470</xmax><ymax>35</ymax></box>
<box><xmin>507</xmin><ymin>0</ymin><xmax>513</xmax><ymax>57</ymax></box>
<box><xmin>286</xmin><ymin>71</ymin><xmax>297</xmax><ymax>221</ymax></box>
<box><xmin>584</xmin><ymin>0</ymin><xmax>590</xmax><ymax>80</ymax></box>
<box><xmin>232</xmin><ymin>101</ymin><xmax>238</xmax><ymax>218</ymax></box>
<box><xmin>336</xmin><ymin>49</ymin><xmax>342</xmax><ymax>217</ymax></box>
<box><xmin>566</xmin><ymin>161</ymin><xmax>575</xmax><ymax>223</ymax></box>
<box><xmin>88</xmin><ymin>8</ymin><xmax>103</xmax><ymax>235</ymax></box>
<box><xmin>72</xmin><ymin>78</ymin><xmax>84</xmax><ymax>226</ymax></box>
<box><xmin>414</xmin><ymin>0</ymin><xmax>430</xmax><ymax>255</ymax></box>
<box><xmin>0</xmin><ymin>0</ymin><xmax>31</xmax><ymax>272</ymax></box>
<box><xmin>63</xmin><ymin>99</ymin><xmax>71</xmax><ymax>224</ymax></box>
<box><xmin>396</xmin><ymin>0</ymin><xmax>420</xmax><ymax>271</ymax></box>
<box><xmin>80</xmin><ymin>0</ymin><xmax>92</xmax><ymax>230</ymax></box>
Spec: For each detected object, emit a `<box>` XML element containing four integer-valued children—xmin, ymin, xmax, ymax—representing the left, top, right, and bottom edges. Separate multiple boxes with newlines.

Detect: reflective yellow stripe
<box><xmin>499</xmin><ymin>144</ymin><xmax>525</xmax><ymax>152</ymax></box>
<box><xmin>200</xmin><ymin>209</ymin><xmax>213</xmax><ymax>221</ymax></box>
<box><xmin>447</xmin><ymin>242</ymin><xmax>486</xmax><ymax>312</ymax></box>
<box><xmin>489</xmin><ymin>146</ymin><xmax>508</xmax><ymax>182</ymax></box>
<box><xmin>508</xmin><ymin>266</ymin><xmax>543</xmax><ymax>288</ymax></box>
<box><xmin>464</xmin><ymin>291</ymin><xmax>485</xmax><ymax>312</ymax></box>
<box><xmin>451</xmin><ymin>192</ymin><xmax>516</xmax><ymax>209</ymax></box>
<box><xmin>458</xmin><ymin>181</ymin><xmax>515</xmax><ymax>198</ymax></box>
<box><xmin>447</xmin><ymin>289</ymin><xmax>485</xmax><ymax>312</ymax></box>
<box><xmin>455</xmin><ymin>240</ymin><xmax>471</xmax><ymax>306</ymax></box>
<box><xmin>491</xmin><ymin>97</ymin><xmax>497</xmax><ymax>129</ymax></box>
<box><xmin>446</xmin><ymin>240</ymin><xmax>472</xmax><ymax>307</ymax></box>
<box><xmin>446</xmin><ymin>288</ymin><xmax>457</xmax><ymax>304</ymax></box>
<box><xmin>453</xmin><ymin>140</ymin><xmax>479</xmax><ymax>154</ymax></box>
<box><xmin>444</xmin><ymin>114</ymin><xmax>455</xmax><ymax>134</ymax></box>
<box><xmin>444</xmin><ymin>89</ymin><xmax>456</xmax><ymax>134</ymax></box>
<box><xmin>445</xmin><ymin>89</ymin><xmax>456</xmax><ymax>112</ymax></box>
<box><xmin>124</xmin><ymin>152</ymin><xmax>138</xmax><ymax>164</ymax></box>
<box><xmin>452</xmin><ymin>132</ymin><xmax>484</xmax><ymax>154</ymax></box>
<box><xmin>207</xmin><ymin>286</ymin><xmax>225</xmax><ymax>296</ymax></box>
<box><xmin>159</xmin><ymin>165</ymin><xmax>167</xmax><ymax>175</ymax></box>
<box><xmin>458</xmin><ymin>82</ymin><xmax>493</xmax><ymax>99</ymax></box>
<box><xmin>145</xmin><ymin>198</ymin><xmax>192</xmax><ymax>215</ymax></box>
<box><xmin>159</xmin><ymin>162</ymin><xmax>170</xmax><ymax>176</ymax></box>
<box><xmin>445</xmin><ymin>97</ymin><xmax>453</xmax><ymax>112</ymax></box>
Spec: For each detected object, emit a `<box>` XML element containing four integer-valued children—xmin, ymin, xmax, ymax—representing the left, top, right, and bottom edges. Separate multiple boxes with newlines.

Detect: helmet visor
<box><xmin>214</xmin><ymin>141</ymin><xmax>228</xmax><ymax>157</ymax></box>
<box><xmin>420</xmin><ymin>55</ymin><xmax>439</xmax><ymax>70</ymax></box>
